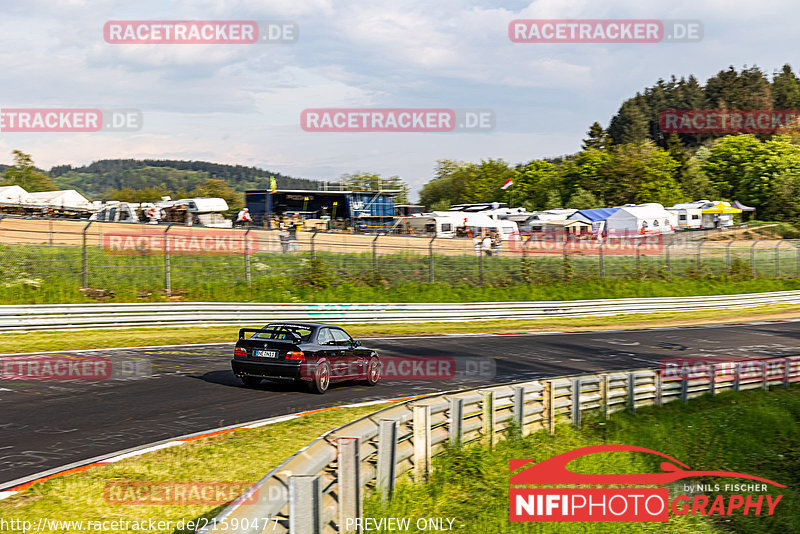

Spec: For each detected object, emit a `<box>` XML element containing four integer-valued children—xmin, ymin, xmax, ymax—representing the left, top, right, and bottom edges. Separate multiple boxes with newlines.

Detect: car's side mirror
<box><xmin>352</xmin><ymin>340</ymin><xmax>362</xmax><ymax>347</ymax></box>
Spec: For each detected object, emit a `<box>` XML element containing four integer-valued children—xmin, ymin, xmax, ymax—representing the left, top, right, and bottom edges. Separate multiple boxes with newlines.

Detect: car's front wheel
<box><xmin>364</xmin><ymin>357</ymin><xmax>381</xmax><ymax>386</ymax></box>
<box><xmin>240</xmin><ymin>376</ymin><xmax>262</xmax><ymax>387</ymax></box>
<box><xmin>307</xmin><ymin>361</ymin><xmax>331</xmax><ymax>394</ymax></box>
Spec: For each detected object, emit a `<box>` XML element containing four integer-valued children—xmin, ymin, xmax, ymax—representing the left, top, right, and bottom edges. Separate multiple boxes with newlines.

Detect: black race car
<box><xmin>231</xmin><ymin>322</ymin><xmax>381</xmax><ymax>394</ymax></box>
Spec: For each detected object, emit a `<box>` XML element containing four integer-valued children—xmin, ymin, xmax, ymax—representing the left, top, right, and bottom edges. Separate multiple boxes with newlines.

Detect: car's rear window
<box><xmin>251</xmin><ymin>325</ymin><xmax>314</xmax><ymax>342</ymax></box>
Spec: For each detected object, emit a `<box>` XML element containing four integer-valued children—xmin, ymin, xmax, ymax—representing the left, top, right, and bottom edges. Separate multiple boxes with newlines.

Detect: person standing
<box><xmin>236</xmin><ymin>207</ymin><xmax>253</xmax><ymax>228</ymax></box>
<box><xmin>482</xmin><ymin>234</ymin><xmax>493</xmax><ymax>257</ymax></box>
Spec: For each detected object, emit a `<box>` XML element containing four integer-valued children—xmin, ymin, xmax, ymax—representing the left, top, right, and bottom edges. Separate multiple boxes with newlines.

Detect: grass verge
<box><xmin>0</xmin><ymin>402</ymin><xmax>395</xmax><ymax>534</ymax></box>
<box><xmin>2</xmin><ymin>303</ymin><xmax>799</xmax><ymax>354</ymax></box>
<box><xmin>364</xmin><ymin>385</ymin><xmax>800</xmax><ymax>533</ymax></box>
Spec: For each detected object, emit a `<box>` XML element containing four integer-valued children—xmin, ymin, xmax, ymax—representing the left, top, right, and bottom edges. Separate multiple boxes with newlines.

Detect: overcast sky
<box><xmin>0</xmin><ymin>0</ymin><xmax>798</xmax><ymax>199</ymax></box>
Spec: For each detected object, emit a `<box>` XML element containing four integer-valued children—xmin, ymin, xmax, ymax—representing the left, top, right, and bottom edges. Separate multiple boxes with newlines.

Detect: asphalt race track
<box><xmin>1</xmin><ymin>320</ymin><xmax>799</xmax><ymax>487</ymax></box>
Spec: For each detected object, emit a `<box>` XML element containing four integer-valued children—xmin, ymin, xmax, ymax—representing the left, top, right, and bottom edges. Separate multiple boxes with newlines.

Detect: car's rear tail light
<box><xmin>234</xmin><ymin>347</ymin><xmax>247</xmax><ymax>357</ymax></box>
<box><xmin>286</xmin><ymin>351</ymin><xmax>305</xmax><ymax>361</ymax></box>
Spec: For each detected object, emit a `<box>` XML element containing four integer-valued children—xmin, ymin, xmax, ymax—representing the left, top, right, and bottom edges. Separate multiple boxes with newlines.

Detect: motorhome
<box><xmin>399</xmin><ymin>211</ymin><xmax>518</xmax><ymax>240</ymax></box>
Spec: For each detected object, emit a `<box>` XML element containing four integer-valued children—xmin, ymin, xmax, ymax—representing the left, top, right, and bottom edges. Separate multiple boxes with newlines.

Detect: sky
<box><xmin>1</xmin><ymin>0</ymin><xmax>798</xmax><ymax>200</ymax></box>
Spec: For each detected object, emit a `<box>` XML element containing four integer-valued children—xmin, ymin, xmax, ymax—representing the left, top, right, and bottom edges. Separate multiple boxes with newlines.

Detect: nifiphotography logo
<box><xmin>509</xmin><ymin>444</ymin><xmax>785</xmax><ymax>522</ymax></box>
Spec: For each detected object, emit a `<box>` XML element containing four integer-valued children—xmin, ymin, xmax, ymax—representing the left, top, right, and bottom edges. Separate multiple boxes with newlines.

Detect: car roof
<box><xmin>265</xmin><ymin>322</ymin><xmax>344</xmax><ymax>329</ymax></box>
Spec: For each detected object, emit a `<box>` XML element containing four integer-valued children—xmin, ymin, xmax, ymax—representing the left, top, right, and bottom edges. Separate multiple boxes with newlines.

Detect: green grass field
<box><xmin>364</xmin><ymin>385</ymin><xmax>800</xmax><ymax>533</ymax></box>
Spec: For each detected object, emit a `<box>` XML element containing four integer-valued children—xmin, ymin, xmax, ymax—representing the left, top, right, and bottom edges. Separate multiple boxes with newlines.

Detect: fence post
<box><xmin>372</xmin><ymin>234</ymin><xmax>379</xmax><ymax>273</ymax></box>
<box><xmin>762</xmin><ymin>361</ymin><xmax>769</xmax><ymax>391</ymax></box>
<box><xmin>428</xmin><ymin>236</ymin><xmax>435</xmax><ymax>283</ymax></box>
<box><xmin>449</xmin><ymin>397</ymin><xmax>464</xmax><ymax>445</ymax></box>
<box><xmin>665</xmin><ymin>242</ymin><xmax>671</xmax><ymax>275</ymax></box>
<box><xmin>709</xmin><ymin>363</ymin><xmax>716</xmax><ymax>396</ymax></box>
<box><xmin>726</xmin><ymin>241</ymin><xmax>734</xmax><ymax>272</ymax></box>
<box><xmin>734</xmin><ymin>362</ymin><xmax>741</xmax><ymax>392</ymax></box>
<box><xmin>775</xmin><ymin>241</ymin><xmax>782</xmax><ymax>278</ymax></box>
<box><xmin>636</xmin><ymin>243</ymin><xmax>642</xmax><ymax>273</ymax></box>
<box><xmin>412</xmin><ymin>404</ymin><xmax>431</xmax><ymax>481</ymax></box>
<box><xmin>289</xmin><ymin>475</ymin><xmax>323</xmax><ymax>534</ymax></box>
<box><xmin>696</xmin><ymin>241</ymin><xmax>703</xmax><ymax>271</ymax></box>
<box><xmin>376</xmin><ymin>420</ymin><xmax>398</xmax><ymax>502</ymax></box>
<box><xmin>311</xmin><ymin>229</ymin><xmax>317</xmax><ymax>260</ymax></box>
<box><xmin>244</xmin><ymin>228</ymin><xmax>251</xmax><ymax>286</ymax></box>
<box><xmin>544</xmin><ymin>381</ymin><xmax>555</xmax><ymax>434</ymax></box>
<box><xmin>337</xmin><ymin>437</ymin><xmax>361</xmax><ymax>533</ymax></box>
<box><xmin>513</xmin><ymin>386</ymin><xmax>525</xmax><ymax>436</ymax></box>
<box><xmin>49</xmin><ymin>217</ymin><xmax>53</xmax><ymax>247</ymax></box>
<box><xmin>478</xmin><ymin>247</ymin><xmax>484</xmax><ymax>285</ymax></box>
<box><xmin>82</xmin><ymin>221</ymin><xmax>92</xmax><ymax>287</ymax></box>
<box><xmin>482</xmin><ymin>391</ymin><xmax>496</xmax><ymax>446</ymax></box>
<box><xmin>599</xmin><ymin>242</ymin><xmax>605</xmax><ymax>278</ymax></box>
<box><xmin>571</xmin><ymin>379</ymin><xmax>582</xmax><ymax>428</ymax></box>
<box><xmin>628</xmin><ymin>373</ymin><xmax>636</xmax><ymax>414</ymax></box>
<box><xmin>751</xmin><ymin>240</ymin><xmax>760</xmax><ymax>277</ymax></box>
<box><xmin>163</xmin><ymin>225</ymin><xmax>173</xmax><ymax>296</ymax></box>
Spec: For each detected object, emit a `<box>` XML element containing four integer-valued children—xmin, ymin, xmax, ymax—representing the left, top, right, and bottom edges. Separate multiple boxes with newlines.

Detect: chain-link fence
<box><xmin>1</xmin><ymin>216</ymin><xmax>799</xmax><ymax>295</ymax></box>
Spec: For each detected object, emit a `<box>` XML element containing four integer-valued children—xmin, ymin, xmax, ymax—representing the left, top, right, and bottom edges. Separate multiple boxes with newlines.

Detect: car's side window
<box><xmin>317</xmin><ymin>328</ymin><xmax>334</xmax><ymax>345</ymax></box>
<box><xmin>331</xmin><ymin>329</ymin><xmax>351</xmax><ymax>346</ymax></box>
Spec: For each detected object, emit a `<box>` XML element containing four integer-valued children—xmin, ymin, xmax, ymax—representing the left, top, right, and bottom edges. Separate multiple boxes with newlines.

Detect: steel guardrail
<box><xmin>0</xmin><ymin>290</ymin><xmax>799</xmax><ymax>331</ymax></box>
<box><xmin>200</xmin><ymin>356</ymin><xmax>800</xmax><ymax>533</ymax></box>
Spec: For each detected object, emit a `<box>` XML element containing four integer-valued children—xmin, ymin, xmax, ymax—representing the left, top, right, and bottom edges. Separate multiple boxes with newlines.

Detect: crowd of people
<box><xmin>472</xmin><ymin>232</ymin><xmax>503</xmax><ymax>257</ymax></box>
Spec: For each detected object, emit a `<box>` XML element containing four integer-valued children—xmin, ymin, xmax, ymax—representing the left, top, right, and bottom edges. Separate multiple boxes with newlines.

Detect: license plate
<box><xmin>254</xmin><ymin>350</ymin><xmax>278</xmax><ymax>359</ymax></box>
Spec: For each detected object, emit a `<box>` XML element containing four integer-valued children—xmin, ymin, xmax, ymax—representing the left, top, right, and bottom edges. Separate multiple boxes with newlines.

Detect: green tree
<box><xmin>565</xmin><ymin>188</ymin><xmax>602</xmax><ymax>209</ymax></box>
<box><xmin>514</xmin><ymin>160</ymin><xmax>562</xmax><ymax>209</ymax></box>
<box><xmin>607</xmin><ymin>142</ymin><xmax>685</xmax><ymax>205</ymax></box>
<box><xmin>701</xmin><ymin>135</ymin><xmax>765</xmax><ymax>197</ymax></box>
<box><xmin>2</xmin><ymin>150</ymin><xmax>55</xmax><ymax>191</ymax></box>
<box><xmin>765</xmin><ymin>173</ymin><xmax>800</xmax><ymax>224</ymax></box>
<box><xmin>341</xmin><ymin>172</ymin><xmax>409</xmax><ymax>204</ymax></box>
<box><xmin>771</xmin><ymin>64</ymin><xmax>800</xmax><ymax>109</ymax></box>
<box><xmin>582</xmin><ymin>122</ymin><xmax>612</xmax><ymax>150</ymax></box>
<box><xmin>191</xmin><ymin>178</ymin><xmax>240</xmax><ymax>208</ymax></box>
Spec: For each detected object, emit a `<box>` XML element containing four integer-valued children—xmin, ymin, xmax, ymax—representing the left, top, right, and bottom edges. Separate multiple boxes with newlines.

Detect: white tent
<box><xmin>0</xmin><ymin>185</ymin><xmax>33</xmax><ymax>204</ymax></box>
<box><xmin>27</xmin><ymin>190</ymin><xmax>92</xmax><ymax>209</ymax></box>
<box><xmin>605</xmin><ymin>203</ymin><xmax>676</xmax><ymax>236</ymax></box>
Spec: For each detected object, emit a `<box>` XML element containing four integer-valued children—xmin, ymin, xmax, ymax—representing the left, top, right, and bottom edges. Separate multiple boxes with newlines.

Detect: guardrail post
<box><xmin>412</xmin><ymin>405</ymin><xmax>431</xmax><ymax>481</ymax></box>
<box><xmin>163</xmin><ymin>225</ymin><xmax>173</xmax><ymax>295</ymax></box>
<box><xmin>244</xmin><ymin>229</ymin><xmax>251</xmax><ymax>286</ymax></box>
<box><xmin>709</xmin><ymin>363</ymin><xmax>716</xmax><ymax>396</ymax></box>
<box><xmin>289</xmin><ymin>475</ymin><xmax>323</xmax><ymax>534</ymax></box>
<box><xmin>600</xmin><ymin>375</ymin><xmax>609</xmax><ymax>419</ymax></box>
<box><xmin>372</xmin><ymin>234</ymin><xmax>379</xmax><ymax>274</ymax></box>
<box><xmin>449</xmin><ymin>397</ymin><xmax>464</xmax><ymax>445</ymax></box>
<box><xmin>655</xmin><ymin>370</ymin><xmax>662</xmax><ymax>407</ymax></box>
<box><xmin>337</xmin><ymin>437</ymin><xmax>361</xmax><ymax>533</ymax></box>
<box><xmin>571</xmin><ymin>379</ymin><xmax>582</xmax><ymax>428</ymax></box>
<box><xmin>513</xmin><ymin>386</ymin><xmax>525</xmax><ymax>436</ymax></box>
<box><xmin>681</xmin><ymin>367</ymin><xmax>689</xmax><ymax>403</ymax></box>
<box><xmin>311</xmin><ymin>229</ymin><xmax>317</xmax><ymax>260</ymax></box>
<box><xmin>376</xmin><ymin>419</ymin><xmax>398</xmax><ymax>502</ymax></box>
<box><xmin>784</xmin><ymin>358</ymin><xmax>791</xmax><ymax>388</ymax></box>
<box><xmin>82</xmin><ymin>221</ymin><xmax>92</xmax><ymax>287</ymax></box>
<box><xmin>544</xmin><ymin>381</ymin><xmax>555</xmax><ymax>434</ymax></box>
<box><xmin>628</xmin><ymin>373</ymin><xmax>636</xmax><ymax>414</ymax></box>
<box><xmin>775</xmin><ymin>241</ymin><xmax>781</xmax><ymax>278</ymax></box>
<box><xmin>482</xmin><ymin>391</ymin><xmax>496</xmax><ymax>446</ymax></box>
<box><xmin>751</xmin><ymin>240</ymin><xmax>760</xmax><ymax>277</ymax></box>
<box><xmin>428</xmin><ymin>236</ymin><xmax>435</xmax><ymax>283</ymax></box>
<box><xmin>734</xmin><ymin>362</ymin><xmax>741</xmax><ymax>392</ymax></box>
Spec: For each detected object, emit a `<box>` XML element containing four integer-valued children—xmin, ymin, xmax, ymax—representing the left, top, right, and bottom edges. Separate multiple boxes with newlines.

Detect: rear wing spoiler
<box><xmin>238</xmin><ymin>328</ymin><xmax>301</xmax><ymax>343</ymax></box>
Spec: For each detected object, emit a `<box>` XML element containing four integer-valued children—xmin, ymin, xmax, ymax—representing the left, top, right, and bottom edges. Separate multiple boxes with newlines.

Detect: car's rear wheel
<box><xmin>308</xmin><ymin>361</ymin><xmax>331</xmax><ymax>394</ymax></box>
<box><xmin>240</xmin><ymin>376</ymin><xmax>262</xmax><ymax>387</ymax></box>
<box><xmin>364</xmin><ymin>357</ymin><xmax>381</xmax><ymax>386</ymax></box>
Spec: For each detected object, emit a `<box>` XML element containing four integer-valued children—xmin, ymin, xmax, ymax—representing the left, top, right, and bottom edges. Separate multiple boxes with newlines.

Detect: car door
<box><xmin>317</xmin><ymin>327</ymin><xmax>346</xmax><ymax>380</ymax></box>
<box><xmin>330</xmin><ymin>328</ymin><xmax>360</xmax><ymax>378</ymax></box>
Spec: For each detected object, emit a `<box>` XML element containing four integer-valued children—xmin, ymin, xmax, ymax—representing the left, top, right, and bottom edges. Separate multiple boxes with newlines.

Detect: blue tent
<box><xmin>568</xmin><ymin>207</ymin><xmax>620</xmax><ymax>223</ymax></box>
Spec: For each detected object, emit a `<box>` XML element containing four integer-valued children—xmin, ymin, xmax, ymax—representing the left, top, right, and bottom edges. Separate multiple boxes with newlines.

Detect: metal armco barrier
<box><xmin>1</xmin><ymin>290</ymin><xmax>800</xmax><ymax>332</ymax></box>
<box><xmin>201</xmin><ymin>356</ymin><xmax>800</xmax><ymax>534</ymax></box>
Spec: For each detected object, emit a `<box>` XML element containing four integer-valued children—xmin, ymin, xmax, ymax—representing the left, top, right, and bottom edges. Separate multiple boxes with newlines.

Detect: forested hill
<box><xmin>49</xmin><ymin>159</ymin><xmax>323</xmax><ymax>200</ymax></box>
<box><xmin>608</xmin><ymin>64</ymin><xmax>800</xmax><ymax>148</ymax></box>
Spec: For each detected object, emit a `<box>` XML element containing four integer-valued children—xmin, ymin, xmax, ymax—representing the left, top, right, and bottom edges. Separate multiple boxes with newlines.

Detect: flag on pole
<box><xmin>501</xmin><ymin>178</ymin><xmax>513</xmax><ymax>190</ymax></box>
<box><xmin>270</xmin><ymin>176</ymin><xmax>277</xmax><ymax>192</ymax></box>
